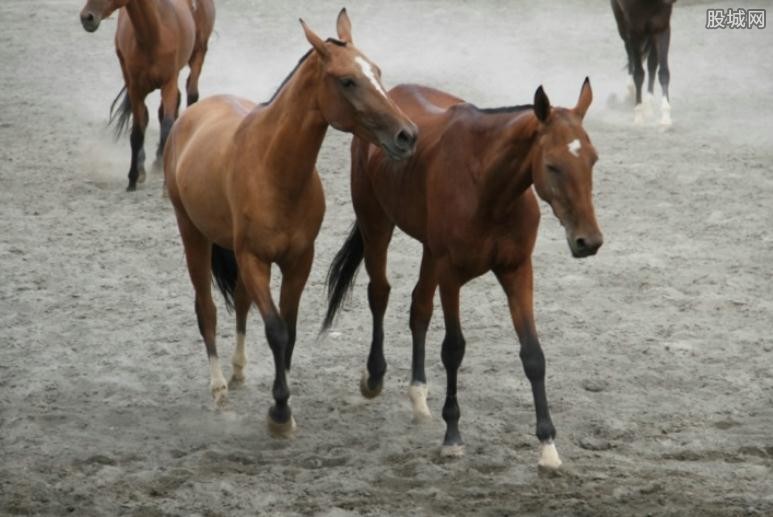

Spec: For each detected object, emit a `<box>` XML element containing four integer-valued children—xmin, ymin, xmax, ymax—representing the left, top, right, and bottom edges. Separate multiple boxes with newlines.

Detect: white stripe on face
<box><xmin>568</xmin><ymin>138</ymin><xmax>582</xmax><ymax>157</ymax></box>
<box><xmin>355</xmin><ymin>56</ymin><xmax>387</xmax><ymax>98</ymax></box>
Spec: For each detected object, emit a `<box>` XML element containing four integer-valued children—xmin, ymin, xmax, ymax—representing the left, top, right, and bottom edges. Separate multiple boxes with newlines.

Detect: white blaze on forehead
<box><xmin>355</xmin><ymin>56</ymin><xmax>387</xmax><ymax>98</ymax></box>
<box><xmin>568</xmin><ymin>138</ymin><xmax>582</xmax><ymax>157</ymax></box>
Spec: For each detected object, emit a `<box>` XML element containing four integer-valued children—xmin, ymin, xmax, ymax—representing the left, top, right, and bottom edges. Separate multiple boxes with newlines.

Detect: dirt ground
<box><xmin>2</xmin><ymin>0</ymin><xmax>772</xmax><ymax>515</ymax></box>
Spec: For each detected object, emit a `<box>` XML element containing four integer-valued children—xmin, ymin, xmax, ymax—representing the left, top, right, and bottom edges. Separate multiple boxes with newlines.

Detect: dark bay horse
<box><xmin>163</xmin><ymin>9</ymin><xmax>417</xmax><ymax>436</ymax></box>
<box><xmin>324</xmin><ymin>80</ymin><xmax>602</xmax><ymax>468</ymax></box>
<box><xmin>611</xmin><ymin>0</ymin><xmax>675</xmax><ymax>126</ymax></box>
<box><xmin>80</xmin><ymin>0</ymin><xmax>215</xmax><ymax>190</ymax></box>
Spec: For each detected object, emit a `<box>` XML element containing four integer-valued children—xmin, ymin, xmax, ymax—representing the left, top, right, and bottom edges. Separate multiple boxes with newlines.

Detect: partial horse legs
<box><xmin>157</xmin><ymin>80</ymin><xmax>182</xmax><ymax>161</ymax></box>
<box><xmin>655</xmin><ymin>28</ymin><xmax>672</xmax><ymax>127</ymax></box>
<box><xmin>186</xmin><ymin>43</ymin><xmax>208</xmax><ymax>106</ymax></box>
<box><xmin>496</xmin><ymin>262</ymin><xmax>561</xmax><ymax>469</ymax></box>
<box><xmin>127</xmin><ymin>88</ymin><xmax>149</xmax><ymax>191</ymax></box>
<box><xmin>360</xmin><ymin>224</ymin><xmax>394</xmax><ymax>398</ymax></box>
<box><xmin>236</xmin><ymin>249</ymin><xmax>312</xmax><ymax>437</ymax></box>
<box><xmin>438</xmin><ymin>278</ymin><xmax>466</xmax><ymax>456</ymax></box>
<box><xmin>173</xmin><ymin>210</ymin><xmax>228</xmax><ymax>404</ymax></box>
<box><xmin>229</xmin><ymin>279</ymin><xmax>251</xmax><ymax>387</ymax></box>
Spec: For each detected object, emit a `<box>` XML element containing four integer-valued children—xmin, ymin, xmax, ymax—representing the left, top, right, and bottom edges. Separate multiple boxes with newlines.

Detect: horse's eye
<box><xmin>340</xmin><ymin>78</ymin><xmax>356</xmax><ymax>89</ymax></box>
<box><xmin>547</xmin><ymin>164</ymin><xmax>561</xmax><ymax>175</ymax></box>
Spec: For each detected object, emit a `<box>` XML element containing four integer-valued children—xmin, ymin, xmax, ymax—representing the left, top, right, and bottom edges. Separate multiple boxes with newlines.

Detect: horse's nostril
<box><xmin>395</xmin><ymin>129</ymin><xmax>415</xmax><ymax>150</ymax></box>
<box><xmin>576</xmin><ymin>237</ymin><xmax>587</xmax><ymax>250</ymax></box>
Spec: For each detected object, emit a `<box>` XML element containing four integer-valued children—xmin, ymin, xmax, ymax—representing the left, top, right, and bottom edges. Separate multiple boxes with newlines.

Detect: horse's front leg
<box><xmin>156</xmin><ymin>80</ymin><xmax>181</xmax><ymax>161</ymax></box>
<box><xmin>438</xmin><ymin>277</ymin><xmax>466</xmax><ymax>457</ymax></box>
<box><xmin>408</xmin><ymin>246</ymin><xmax>438</xmax><ymax>422</ymax></box>
<box><xmin>496</xmin><ymin>261</ymin><xmax>560</xmax><ymax>470</ymax></box>
<box><xmin>278</xmin><ymin>248</ymin><xmax>314</xmax><ymax>373</ymax></box>
<box><xmin>236</xmin><ymin>250</ymin><xmax>295</xmax><ymax>437</ymax></box>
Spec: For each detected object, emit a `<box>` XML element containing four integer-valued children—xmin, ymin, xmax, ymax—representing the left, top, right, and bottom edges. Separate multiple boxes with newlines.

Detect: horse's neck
<box><xmin>247</xmin><ymin>52</ymin><xmax>328</xmax><ymax>188</ymax></box>
<box><xmin>125</xmin><ymin>0</ymin><xmax>162</xmax><ymax>52</ymax></box>
<box><xmin>477</xmin><ymin>114</ymin><xmax>539</xmax><ymax>221</ymax></box>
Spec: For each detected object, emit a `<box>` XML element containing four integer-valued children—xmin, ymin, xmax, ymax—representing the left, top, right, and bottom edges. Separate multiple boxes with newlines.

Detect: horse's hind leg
<box><xmin>408</xmin><ymin>247</ymin><xmax>438</xmax><ymax>422</ymax></box>
<box><xmin>495</xmin><ymin>262</ymin><xmax>560</xmax><ymax>470</ymax></box>
<box><xmin>655</xmin><ymin>28</ymin><xmax>672</xmax><ymax>127</ymax></box>
<box><xmin>156</xmin><ymin>80</ymin><xmax>181</xmax><ymax>161</ymax></box>
<box><xmin>127</xmin><ymin>89</ymin><xmax>149</xmax><ymax>191</ymax></box>
<box><xmin>359</xmin><ymin>221</ymin><xmax>395</xmax><ymax>399</ymax></box>
<box><xmin>174</xmin><ymin>210</ymin><xmax>228</xmax><ymax>404</ymax></box>
<box><xmin>186</xmin><ymin>44</ymin><xmax>207</xmax><ymax>106</ymax></box>
<box><xmin>229</xmin><ymin>278</ymin><xmax>251</xmax><ymax>387</ymax></box>
<box><xmin>236</xmin><ymin>251</ymin><xmax>295</xmax><ymax>437</ymax></box>
<box><xmin>629</xmin><ymin>34</ymin><xmax>647</xmax><ymax>125</ymax></box>
<box><xmin>646</xmin><ymin>40</ymin><xmax>658</xmax><ymax>95</ymax></box>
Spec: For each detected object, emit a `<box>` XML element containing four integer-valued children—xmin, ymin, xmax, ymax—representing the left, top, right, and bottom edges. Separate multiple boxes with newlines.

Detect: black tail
<box><xmin>108</xmin><ymin>85</ymin><xmax>132</xmax><ymax>140</ymax></box>
<box><xmin>322</xmin><ymin>224</ymin><xmax>365</xmax><ymax>331</ymax></box>
<box><xmin>211</xmin><ymin>244</ymin><xmax>238</xmax><ymax>312</ymax></box>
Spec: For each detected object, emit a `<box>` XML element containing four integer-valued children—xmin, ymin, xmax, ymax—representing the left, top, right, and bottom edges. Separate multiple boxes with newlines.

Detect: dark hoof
<box><xmin>126</xmin><ymin>183</ymin><xmax>137</xmax><ymax>192</ymax></box>
<box><xmin>359</xmin><ymin>369</ymin><xmax>383</xmax><ymax>399</ymax></box>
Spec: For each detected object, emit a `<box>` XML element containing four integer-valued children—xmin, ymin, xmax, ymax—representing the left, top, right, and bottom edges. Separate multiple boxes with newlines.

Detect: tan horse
<box><xmin>163</xmin><ymin>9</ymin><xmax>417</xmax><ymax>436</ymax></box>
<box><xmin>324</xmin><ymin>80</ymin><xmax>602</xmax><ymax>468</ymax></box>
<box><xmin>80</xmin><ymin>0</ymin><xmax>215</xmax><ymax>190</ymax></box>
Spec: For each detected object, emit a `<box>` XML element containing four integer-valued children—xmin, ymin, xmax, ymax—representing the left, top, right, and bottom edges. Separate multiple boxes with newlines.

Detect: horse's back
<box><xmin>165</xmin><ymin>95</ymin><xmax>256</xmax><ymax>246</ymax></box>
<box><xmin>388</xmin><ymin>84</ymin><xmax>465</xmax><ymax>122</ymax></box>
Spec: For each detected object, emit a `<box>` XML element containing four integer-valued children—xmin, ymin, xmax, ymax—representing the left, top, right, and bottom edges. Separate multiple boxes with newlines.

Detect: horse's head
<box><xmin>300</xmin><ymin>9</ymin><xmax>417</xmax><ymax>160</ymax></box>
<box><xmin>80</xmin><ymin>0</ymin><xmax>127</xmax><ymax>33</ymax></box>
<box><xmin>531</xmin><ymin>78</ymin><xmax>603</xmax><ymax>258</ymax></box>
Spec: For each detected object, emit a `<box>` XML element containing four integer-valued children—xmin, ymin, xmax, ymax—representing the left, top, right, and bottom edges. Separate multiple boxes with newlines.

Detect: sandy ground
<box><xmin>2</xmin><ymin>0</ymin><xmax>773</xmax><ymax>515</ymax></box>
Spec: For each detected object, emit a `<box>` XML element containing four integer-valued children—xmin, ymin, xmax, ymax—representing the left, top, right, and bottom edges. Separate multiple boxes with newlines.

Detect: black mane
<box><xmin>261</xmin><ymin>38</ymin><xmax>347</xmax><ymax>106</ymax></box>
<box><xmin>474</xmin><ymin>104</ymin><xmax>534</xmax><ymax>114</ymax></box>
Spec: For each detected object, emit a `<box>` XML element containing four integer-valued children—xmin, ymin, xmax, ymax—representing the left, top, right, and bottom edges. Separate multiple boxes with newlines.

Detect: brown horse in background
<box><xmin>324</xmin><ymin>79</ymin><xmax>602</xmax><ymax>468</ymax></box>
<box><xmin>612</xmin><ymin>0</ymin><xmax>675</xmax><ymax>126</ymax></box>
<box><xmin>80</xmin><ymin>0</ymin><xmax>215</xmax><ymax>190</ymax></box>
<box><xmin>164</xmin><ymin>9</ymin><xmax>417</xmax><ymax>436</ymax></box>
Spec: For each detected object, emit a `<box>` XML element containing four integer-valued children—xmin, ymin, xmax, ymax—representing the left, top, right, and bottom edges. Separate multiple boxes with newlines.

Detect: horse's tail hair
<box><xmin>322</xmin><ymin>223</ymin><xmax>364</xmax><ymax>332</ymax></box>
<box><xmin>108</xmin><ymin>85</ymin><xmax>132</xmax><ymax>140</ymax></box>
<box><xmin>211</xmin><ymin>244</ymin><xmax>238</xmax><ymax>312</ymax></box>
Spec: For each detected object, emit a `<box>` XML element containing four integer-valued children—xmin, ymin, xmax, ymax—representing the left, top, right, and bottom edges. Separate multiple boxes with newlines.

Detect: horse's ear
<box><xmin>575</xmin><ymin>77</ymin><xmax>593</xmax><ymax>119</ymax></box>
<box><xmin>534</xmin><ymin>86</ymin><xmax>551</xmax><ymax>123</ymax></box>
<box><xmin>336</xmin><ymin>8</ymin><xmax>353</xmax><ymax>43</ymax></box>
<box><xmin>300</xmin><ymin>18</ymin><xmax>330</xmax><ymax>59</ymax></box>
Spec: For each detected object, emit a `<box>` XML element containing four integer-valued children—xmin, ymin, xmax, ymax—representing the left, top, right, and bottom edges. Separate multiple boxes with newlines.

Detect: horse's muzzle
<box><xmin>569</xmin><ymin>233</ymin><xmax>603</xmax><ymax>258</ymax></box>
<box><xmin>384</xmin><ymin>124</ymin><xmax>418</xmax><ymax>160</ymax></box>
<box><xmin>80</xmin><ymin>12</ymin><xmax>100</xmax><ymax>32</ymax></box>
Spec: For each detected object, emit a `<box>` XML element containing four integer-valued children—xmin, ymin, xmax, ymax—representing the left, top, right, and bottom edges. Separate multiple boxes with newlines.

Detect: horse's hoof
<box><xmin>633</xmin><ymin>104</ymin><xmax>647</xmax><ymax>126</ymax></box>
<box><xmin>126</xmin><ymin>183</ymin><xmax>137</xmax><ymax>192</ymax></box>
<box><xmin>440</xmin><ymin>444</ymin><xmax>465</xmax><ymax>458</ymax></box>
<box><xmin>211</xmin><ymin>383</ymin><xmax>228</xmax><ymax>406</ymax></box>
<box><xmin>359</xmin><ymin>369</ymin><xmax>383</xmax><ymax>399</ymax></box>
<box><xmin>227</xmin><ymin>372</ymin><xmax>245</xmax><ymax>389</ymax></box>
<box><xmin>659</xmin><ymin>98</ymin><xmax>672</xmax><ymax>129</ymax></box>
<box><xmin>537</xmin><ymin>441</ymin><xmax>562</xmax><ymax>470</ymax></box>
<box><xmin>408</xmin><ymin>383</ymin><xmax>432</xmax><ymax>423</ymax></box>
<box><xmin>267</xmin><ymin>414</ymin><xmax>297</xmax><ymax>438</ymax></box>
